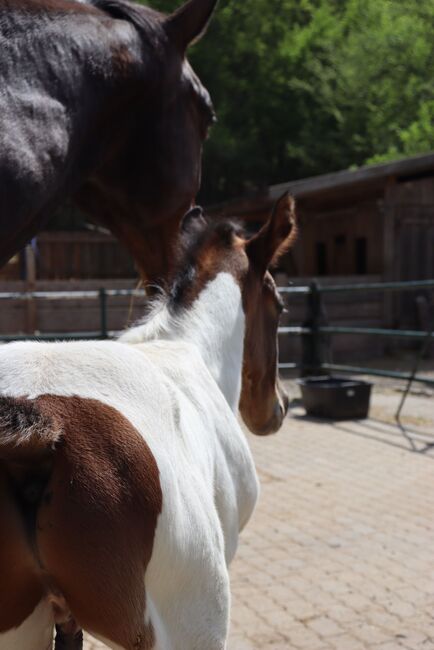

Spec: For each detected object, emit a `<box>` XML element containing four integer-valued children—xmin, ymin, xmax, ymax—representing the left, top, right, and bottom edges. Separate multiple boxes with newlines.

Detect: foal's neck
<box><xmin>176</xmin><ymin>272</ymin><xmax>245</xmax><ymax>411</ymax></box>
<box><xmin>124</xmin><ymin>272</ymin><xmax>245</xmax><ymax>411</ymax></box>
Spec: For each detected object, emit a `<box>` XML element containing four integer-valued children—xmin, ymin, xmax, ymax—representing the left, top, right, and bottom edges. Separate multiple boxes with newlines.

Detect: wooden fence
<box><xmin>0</xmin><ymin>231</ymin><xmax>136</xmax><ymax>281</ymax></box>
<box><xmin>0</xmin><ymin>280</ymin><xmax>146</xmax><ymax>336</ymax></box>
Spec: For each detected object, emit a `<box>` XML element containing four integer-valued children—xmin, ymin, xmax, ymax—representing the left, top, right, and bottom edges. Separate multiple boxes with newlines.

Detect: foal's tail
<box><xmin>0</xmin><ymin>395</ymin><xmax>62</xmax><ymax>462</ymax></box>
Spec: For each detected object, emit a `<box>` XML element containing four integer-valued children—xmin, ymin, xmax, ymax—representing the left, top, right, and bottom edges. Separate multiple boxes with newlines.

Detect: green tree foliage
<box><xmin>147</xmin><ymin>0</ymin><xmax>434</xmax><ymax>201</ymax></box>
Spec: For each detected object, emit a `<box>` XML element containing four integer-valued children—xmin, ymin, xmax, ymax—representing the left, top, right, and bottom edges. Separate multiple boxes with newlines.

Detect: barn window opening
<box><xmin>355</xmin><ymin>237</ymin><xmax>367</xmax><ymax>274</ymax></box>
<box><xmin>333</xmin><ymin>234</ymin><xmax>347</xmax><ymax>275</ymax></box>
<box><xmin>316</xmin><ymin>242</ymin><xmax>327</xmax><ymax>275</ymax></box>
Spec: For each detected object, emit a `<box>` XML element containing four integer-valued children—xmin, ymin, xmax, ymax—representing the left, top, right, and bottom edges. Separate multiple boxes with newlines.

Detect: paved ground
<box><xmin>84</xmin><ymin>380</ymin><xmax>434</xmax><ymax>649</ymax></box>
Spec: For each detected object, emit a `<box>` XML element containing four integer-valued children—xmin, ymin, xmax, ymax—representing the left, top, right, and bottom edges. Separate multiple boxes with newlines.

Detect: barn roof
<box><xmin>208</xmin><ymin>152</ymin><xmax>434</xmax><ymax>217</ymax></box>
<box><xmin>269</xmin><ymin>152</ymin><xmax>434</xmax><ymax>201</ymax></box>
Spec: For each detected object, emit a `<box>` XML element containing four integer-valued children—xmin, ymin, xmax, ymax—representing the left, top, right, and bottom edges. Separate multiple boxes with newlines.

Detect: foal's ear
<box><xmin>181</xmin><ymin>205</ymin><xmax>207</xmax><ymax>235</ymax></box>
<box><xmin>165</xmin><ymin>0</ymin><xmax>219</xmax><ymax>52</ymax></box>
<box><xmin>246</xmin><ymin>193</ymin><xmax>297</xmax><ymax>274</ymax></box>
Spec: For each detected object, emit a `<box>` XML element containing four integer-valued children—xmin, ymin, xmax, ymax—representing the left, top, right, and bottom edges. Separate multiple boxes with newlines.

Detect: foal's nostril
<box><xmin>281</xmin><ymin>391</ymin><xmax>289</xmax><ymax>415</ymax></box>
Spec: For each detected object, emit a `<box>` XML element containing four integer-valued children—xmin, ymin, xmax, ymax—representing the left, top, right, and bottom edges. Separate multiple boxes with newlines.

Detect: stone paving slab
<box><xmin>84</xmin><ymin>386</ymin><xmax>434</xmax><ymax>649</ymax></box>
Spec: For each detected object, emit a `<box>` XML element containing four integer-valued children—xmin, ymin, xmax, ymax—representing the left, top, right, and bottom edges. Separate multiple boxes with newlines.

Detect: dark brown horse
<box><xmin>0</xmin><ymin>0</ymin><xmax>218</xmax><ymax>283</ymax></box>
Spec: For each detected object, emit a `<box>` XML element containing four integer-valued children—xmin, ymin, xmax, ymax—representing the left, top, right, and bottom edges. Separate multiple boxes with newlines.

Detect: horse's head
<box><xmin>175</xmin><ymin>194</ymin><xmax>297</xmax><ymax>436</ymax></box>
<box><xmin>79</xmin><ymin>0</ymin><xmax>218</xmax><ymax>283</ymax></box>
<box><xmin>155</xmin><ymin>0</ymin><xmax>218</xmax><ymax>214</ymax></box>
<box><xmin>240</xmin><ymin>194</ymin><xmax>297</xmax><ymax>435</ymax></box>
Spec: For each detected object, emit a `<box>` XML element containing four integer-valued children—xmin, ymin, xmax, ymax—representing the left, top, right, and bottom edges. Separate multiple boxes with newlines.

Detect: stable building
<box><xmin>207</xmin><ymin>152</ymin><xmax>434</xmax><ymax>284</ymax></box>
<box><xmin>208</xmin><ymin>153</ymin><xmax>434</xmax><ymax>361</ymax></box>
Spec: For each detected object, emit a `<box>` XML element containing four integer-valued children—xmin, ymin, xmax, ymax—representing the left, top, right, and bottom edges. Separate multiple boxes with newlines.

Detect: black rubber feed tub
<box><xmin>298</xmin><ymin>376</ymin><xmax>372</xmax><ymax>420</ymax></box>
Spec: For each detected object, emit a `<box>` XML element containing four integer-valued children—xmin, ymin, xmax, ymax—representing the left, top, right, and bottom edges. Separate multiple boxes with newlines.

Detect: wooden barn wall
<box><xmin>36</xmin><ymin>232</ymin><xmax>137</xmax><ymax>279</ymax></box>
<box><xmin>387</xmin><ymin>177</ymin><xmax>434</xmax><ymax>282</ymax></box>
<box><xmin>298</xmin><ymin>200</ymin><xmax>383</xmax><ymax>277</ymax></box>
<box><xmin>0</xmin><ymin>232</ymin><xmax>137</xmax><ymax>281</ymax></box>
<box><xmin>384</xmin><ymin>177</ymin><xmax>434</xmax><ymax>330</ymax></box>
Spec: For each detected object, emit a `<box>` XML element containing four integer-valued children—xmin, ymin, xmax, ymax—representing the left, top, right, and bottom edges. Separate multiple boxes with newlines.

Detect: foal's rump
<box><xmin>0</xmin><ymin>394</ymin><xmax>162</xmax><ymax>650</ymax></box>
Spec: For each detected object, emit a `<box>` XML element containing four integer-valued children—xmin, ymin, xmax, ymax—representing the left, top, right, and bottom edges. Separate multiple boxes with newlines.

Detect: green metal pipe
<box><xmin>322</xmin><ymin>364</ymin><xmax>434</xmax><ymax>387</ymax></box>
<box><xmin>278</xmin><ymin>326</ymin><xmax>310</xmax><ymax>335</ymax></box>
<box><xmin>280</xmin><ymin>278</ymin><xmax>434</xmax><ymax>295</ymax></box>
<box><xmin>320</xmin><ymin>279</ymin><xmax>434</xmax><ymax>293</ymax></box>
<box><xmin>279</xmin><ymin>326</ymin><xmax>431</xmax><ymax>340</ymax></box>
<box><xmin>0</xmin><ymin>288</ymin><xmax>147</xmax><ymax>301</ymax></box>
<box><xmin>0</xmin><ymin>290</ymin><xmax>100</xmax><ymax>300</ymax></box>
<box><xmin>319</xmin><ymin>326</ymin><xmax>429</xmax><ymax>340</ymax></box>
<box><xmin>0</xmin><ymin>280</ymin><xmax>432</xmax><ymax>301</ymax></box>
<box><xmin>278</xmin><ymin>286</ymin><xmax>311</xmax><ymax>294</ymax></box>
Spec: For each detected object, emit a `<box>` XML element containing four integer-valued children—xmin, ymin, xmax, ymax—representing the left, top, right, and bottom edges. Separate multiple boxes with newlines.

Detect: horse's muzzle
<box><xmin>253</xmin><ymin>389</ymin><xmax>289</xmax><ymax>436</ymax></box>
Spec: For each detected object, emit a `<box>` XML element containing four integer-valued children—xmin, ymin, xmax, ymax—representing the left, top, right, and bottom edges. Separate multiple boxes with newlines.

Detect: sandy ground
<box><xmin>84</xmin><ymin>376</ymin><xmax>434</xmax><ymax>649</ymax></box>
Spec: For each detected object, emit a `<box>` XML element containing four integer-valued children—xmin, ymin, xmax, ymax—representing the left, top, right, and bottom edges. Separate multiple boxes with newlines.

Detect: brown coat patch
<box><xmin>170</xmin><ymin>221</ymin><xmax>248</xmax><ymax>309</ymax></box>
<box><xmin>0</xmin><ymin>470</ymin><xmax>44</xmax><ymax>632</ymax></box>
<box><xmin>0</xmin><ymin>395</ymin><xmax>162</xmax><ymax>649</ymax></box>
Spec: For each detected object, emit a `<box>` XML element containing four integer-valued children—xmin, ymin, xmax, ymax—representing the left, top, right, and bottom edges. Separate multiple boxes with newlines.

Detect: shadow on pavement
<box><xmin>290</xmin><ymin>408</ymin><xmax>434</xmax><ymax>455</ymax></box>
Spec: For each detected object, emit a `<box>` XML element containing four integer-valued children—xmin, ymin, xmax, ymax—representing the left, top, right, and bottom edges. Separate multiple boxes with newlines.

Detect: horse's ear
<box><xmin>165</xmin><ymin>0</ymin><xmax>219</xmax><ymax>52</ymax></box>
<box><xmin>180</xmin><ymin>205</ymin><xmax>207</xmax><ymax>235</ymax></box>
<box><xmin>246</xmin><ymin>193</ymin><xmax>297</xmax><ymax>274</ymax></box>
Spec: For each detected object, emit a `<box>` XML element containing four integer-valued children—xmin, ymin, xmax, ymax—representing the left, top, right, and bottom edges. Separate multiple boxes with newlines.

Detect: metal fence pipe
<box><xmin>278</xmin><ymin>326</ymin><xmax>311</xmax><ymax>335</ymax></box>
<box><xmin>319</xmin><ymin>279</ymin><xmax>434</xmax><ymax>293</ymax></box>
<box><xmin>278</xmin><ymin>362</ymin><xmax>300</xmax><ymax>370</ymax></box>
<box><xmin>105</xmin><ymin>289</ymin><xmax>147</xmax><ymax>298</ymax></box>
<box><xmin>278</xmin><ymin>286</ymin><xmax>311</xmax><ymax>294</ymax></box>
<box><xmin>0</xmin><ymin>289</ymin><xmax>147</xmax><ymax>301</ymax></box>
<box><xmin>322</xmin><ymin>364</ymin><xmax>434</xmax><ymax>387</ymax></box>
<box><xmin>278</xmin><ymin>326</ymin><xmax>431</xmax><ymax>340</ymax></box>
<box><xmin>0</xmin><ymin>290</ymin><xmax>100</xmax><ymax>300</ymax></box>
<box><xmin>319</xmin><ymin>326</ymin><xmax>430</xmax><ymax>340</ymax></box>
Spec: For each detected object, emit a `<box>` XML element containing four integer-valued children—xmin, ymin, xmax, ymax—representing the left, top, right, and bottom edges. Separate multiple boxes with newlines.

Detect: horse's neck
<box><xmin>175</xmin><ymin>273</ymin><xmax>245</xmax><ymax>411</ymax></box>
<box><xmin>124</xmin><ymin>273</ymin><xmax>245</xmax><ymax>411</ymax></box>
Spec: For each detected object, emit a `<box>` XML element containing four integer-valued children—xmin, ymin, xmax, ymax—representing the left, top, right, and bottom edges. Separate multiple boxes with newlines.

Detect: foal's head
<box><xmin>178</xmin><ymin>193</ymin><xmax>297</xmax><ymax>436</ymax></box>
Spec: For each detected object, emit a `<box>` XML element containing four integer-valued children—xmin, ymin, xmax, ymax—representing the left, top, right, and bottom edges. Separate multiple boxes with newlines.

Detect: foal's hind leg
<box><xmin>54</xmin><ymin>626</ymin><xmax>83</xmax><ymax>650</ymax></box>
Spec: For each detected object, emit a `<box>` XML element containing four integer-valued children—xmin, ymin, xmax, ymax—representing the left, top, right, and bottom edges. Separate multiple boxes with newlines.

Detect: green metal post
<box><xmin>99</xmin><ymin>288</ymin><xmax>108</xmax><ymax>339</ymax></box>
<box><xmin>301</xmin><ymin>281</ymin><xmax>330</xmax><ymax>376</ymax></box>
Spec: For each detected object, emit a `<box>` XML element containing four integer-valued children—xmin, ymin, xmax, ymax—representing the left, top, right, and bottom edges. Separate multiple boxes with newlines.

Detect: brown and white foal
<box><xmin>0</xmin><ymin>194</ymin><xmax>296</xmax><ymax>650</ymax></box>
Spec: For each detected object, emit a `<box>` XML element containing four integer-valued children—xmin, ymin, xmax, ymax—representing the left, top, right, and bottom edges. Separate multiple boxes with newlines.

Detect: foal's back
<box><xmin>0</xmin><ymin>339</ymin><xmax>256</xmax><ymax>649</ymax></box>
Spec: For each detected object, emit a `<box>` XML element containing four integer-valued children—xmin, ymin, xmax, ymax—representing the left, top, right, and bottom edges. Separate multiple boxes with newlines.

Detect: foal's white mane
<box><xmin>120</xmin><ymin>294</ymin><xmax>180</xmax><ymax>344</ymax></box>
<box><xmin>119</xmin><ymin>272</ymin><xmax>246</xmax><ymax>412</ymax></box>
